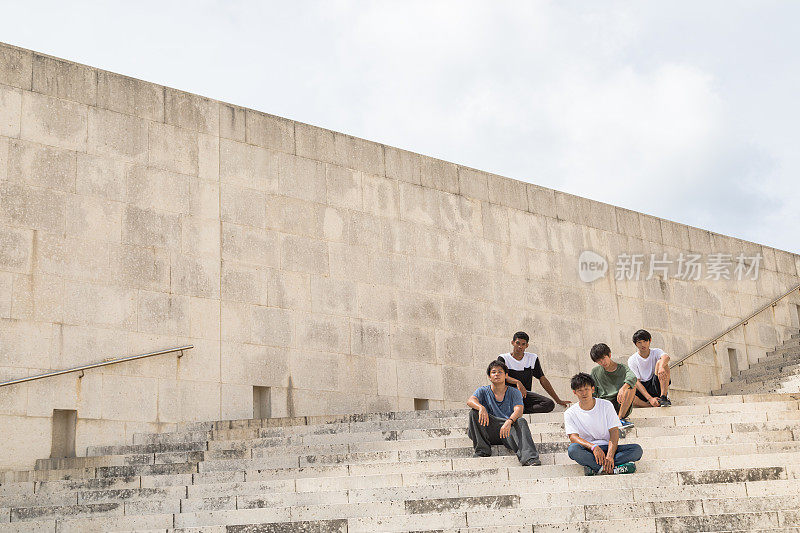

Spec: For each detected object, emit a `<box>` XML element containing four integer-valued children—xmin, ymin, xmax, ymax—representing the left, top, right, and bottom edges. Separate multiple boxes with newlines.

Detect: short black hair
<box><xmin>632</xmin><ymin>329</ymin><xmax>652</xmax><ymax>344</ymax></box>
<box><xmin>570</xmin><ymin>372</ymin><xmax>595</xmax><ymax>390</ymax></box>
<box><xmin>590</xmin><ymin>343</ymin><xmax>611</xmax><ymax>362</ymax></box>
<box><xmin>487</xmin><ymin>359</ymin><xmax>508</xmax><ymax>376</ymax></box>
<box><xmin>512</xmin><ymin>331</ymin><xmax>529</xmax><ymax>343</ymax></box>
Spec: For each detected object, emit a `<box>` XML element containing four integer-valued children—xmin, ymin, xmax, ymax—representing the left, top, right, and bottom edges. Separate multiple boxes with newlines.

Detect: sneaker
<box><xmin>522</xmin><ymin>458</ymin><xmax>542</xmax><ymax>466</ymax></box>
<box><xmin>612</xmin><ymin>462</ymin><xmax>636</xmax><ymax>474</ymax></box>
<box><xmin>618</xmin><ymin>428</ymin><xmax>627</xmax><ymax>440</ymax></box>
<box><xmin>657</xmin><ymin>396</ymin><xmax>672</xmax><ymax>407</ymax></box>
<box><xmin>472</xmin><ymin>451</ymin><xmax>491</xmax><ymax>458</ymax></box>
<box><xmin>620</xmin><ymin>418</ymin><xmax>634</xmax><ymax>429</ymax></box>
<box><xmin>583</xmin><ymin>466</ymin><xmax>600</xmax><ymax>476</ymax></box>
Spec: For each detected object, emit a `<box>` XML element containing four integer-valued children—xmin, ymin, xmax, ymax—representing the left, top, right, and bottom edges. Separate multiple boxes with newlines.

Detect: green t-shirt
<box><xmin>591</xmin><ymin>363</ymin><xmax>637</xmax><ymax>401</ymax></box>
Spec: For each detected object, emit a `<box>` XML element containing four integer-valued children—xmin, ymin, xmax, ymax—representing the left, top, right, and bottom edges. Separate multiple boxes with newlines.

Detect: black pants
<box><xmin>521</xmin><ymin>391</ymin><xmax>555</xmax><ymax>414</ymax></box>
<box><xmin>467</xmin><ymin>409</ymin><xmax>539</xmax><ymax>464</ymax></box>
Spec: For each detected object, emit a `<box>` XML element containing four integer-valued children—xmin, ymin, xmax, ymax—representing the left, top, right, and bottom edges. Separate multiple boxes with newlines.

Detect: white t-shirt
<box><xmin>563</xmin><ymin>398</ymin><xmax>622</xmax><ymax>446</ymax></box>
<box><xmin>499</xmin><ymin>352</ymin><xmax>539</xmax><ymax>372</ymax></box>
<box><xmin>628</xmin><ymin>348</ymin><xmax>665</xmax><ymax>382</ymax></box>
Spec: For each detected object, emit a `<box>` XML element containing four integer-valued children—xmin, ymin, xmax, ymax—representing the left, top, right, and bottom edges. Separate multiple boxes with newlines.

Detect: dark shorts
<box><xmin>635</xmin><ymin>375</ymin><xmax>670</xmax><ymax>402</ymax></box>
<box><xmin>609</xmin><ymin>395</ymin><xmax>633</xmax><ymax>418</ymax></box>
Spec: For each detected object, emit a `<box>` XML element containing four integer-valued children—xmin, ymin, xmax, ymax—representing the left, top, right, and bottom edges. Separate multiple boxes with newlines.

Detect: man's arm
<box><xmin>504</xmin><ymin>375</ymin><xmax>527</xmax><ymax>398</ymax></box>
<box><xmin>538</xmin><ymin>375</ymin><xmax>571</xmax><ymax>407</ymax></box>
<box><xmin>500</xmin><ymin>404</ymin><xmax>523</xmax><ymax>439</ymax></box>
<box><xmin>569</xmin><ymin>433</ymin><xmax>606</xmax><ymax>466</ymax></box>
<box><xmin>467</xmin><ymin>395</ymin><xmax>489</xmax><ymax>426</ymax></box>
<box><xmin>604</xmin><ymin>427</ymin><xmax>619</xmax><ymax>473</ymax></box>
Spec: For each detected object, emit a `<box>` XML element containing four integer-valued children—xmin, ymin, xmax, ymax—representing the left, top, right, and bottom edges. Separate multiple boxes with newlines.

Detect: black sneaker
<box><xmin>522</xmin><ymin>458</ymin><xmax>541</xmax><ymax>466</ymax></box>
<box><xmin>657</xmin><ymin>396</ymin><xmax>671</xmax><ymax>407</ymax></box>
<box><xmin>472</xmin><ymin>451</ymin><xmax>491</xmax><ymax>458</ymax></box>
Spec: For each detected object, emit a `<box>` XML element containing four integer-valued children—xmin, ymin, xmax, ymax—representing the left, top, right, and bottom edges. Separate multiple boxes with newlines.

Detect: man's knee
<box><xmin>541</xmin><ymin>398</ymin><xmax>555</xmax><ymax>413</ymax></box>
<box><xmin>633</xmin><ymin>444</ymin><xmax>643</xmax><ymax>461</ymax></box>
<box><xmin>567</xmin><ymin>443</ymin><xmax>583</xmax><ymax>460</ymax></box>
<box><xmin>515</xmin><ymin>417</ymin><xmax>529</xmax><ymax>429</ymax></box>
<box><xmin>629</xmin><ymin>444</ymin><xmax>643</xmax><ymax>461</ymax></box>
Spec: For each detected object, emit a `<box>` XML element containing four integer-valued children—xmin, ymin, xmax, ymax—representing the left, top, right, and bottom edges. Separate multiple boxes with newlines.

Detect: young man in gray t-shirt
<box><xmin>467</xmin><ymin>360</ymin><xmax>540</xmax><ymax>466</ymax></box>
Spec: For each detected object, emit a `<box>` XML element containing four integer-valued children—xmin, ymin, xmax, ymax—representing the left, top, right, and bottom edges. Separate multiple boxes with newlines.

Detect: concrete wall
<box><xmin>1</xmin><ymin>42</ymin><xmax>799</xmax><ymax>469</ymax></box>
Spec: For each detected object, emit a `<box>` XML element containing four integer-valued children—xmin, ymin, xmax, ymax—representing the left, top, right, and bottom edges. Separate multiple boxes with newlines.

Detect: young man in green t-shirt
<box><xmin>589</xmin><ymin>343</ymin><xmax>637</xmax><ymax>430</ymax></box>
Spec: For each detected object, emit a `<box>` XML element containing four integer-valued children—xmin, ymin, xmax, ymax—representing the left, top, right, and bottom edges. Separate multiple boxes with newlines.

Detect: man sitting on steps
<box><xmin>628</xmin><ymin>329</ymin><xmax>672</xmax><ymax>408</ymax></box>
<box><xmin>589</xmin><ymin>342</ymin><xmax>637</xmax><ymax>431</ymax></box>
<box><xmin>467</xmin><ymin>360</ymin><xmax>541</xmax><ymax>466</ymax></box>
<box><xmin>565</xmin><ymin>372</ymin><xmax>643</xmax><ymax>476</ymax></box>
<box><xmin>498</xmin><ymin>331</ymin><xmax>572</xmax><ymax>413</ymax></box>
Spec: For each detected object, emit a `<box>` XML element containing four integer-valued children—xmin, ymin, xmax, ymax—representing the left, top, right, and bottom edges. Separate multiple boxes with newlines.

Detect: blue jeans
<box><xmin>567</xmin><ymin>443</ymin><xmax>643</xmax><ymax>473</ymax></box>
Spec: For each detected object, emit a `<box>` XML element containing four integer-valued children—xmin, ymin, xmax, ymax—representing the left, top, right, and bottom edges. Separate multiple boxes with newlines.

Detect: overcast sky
<box><xmin>2</xmin><ymin>1</ymin><xmax>798</xmax><ymax>253</ymax></box>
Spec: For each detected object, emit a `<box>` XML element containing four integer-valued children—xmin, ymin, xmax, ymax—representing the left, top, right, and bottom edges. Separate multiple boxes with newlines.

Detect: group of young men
<box><xmin>467</xmin><ymin>329</ymin><xmax>671</xmax><ymax>475</ymax></box>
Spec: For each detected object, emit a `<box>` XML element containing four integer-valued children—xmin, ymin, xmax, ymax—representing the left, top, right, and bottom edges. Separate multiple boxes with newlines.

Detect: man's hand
<box><xmin>648</xmin><ymin>396</ymin><xmax>660</xmax><ymax>407</ymax></box>
<box><xmin>557</xmin><ymin>399</ymin><xmax>572</xmax><ymax>407</ymax></box>
<box><xmin>500</xmin><ymin>419</ymin><xmax>513</xmax><ymax>439</ymax></box>
<box><xmin>516</xmin><ymin>382</ymin><xmax>527</xmax><ymax>398</ymax></box>
<box><xmin>478</xmin><ymin>406</ymin><xmax>489</xmax><ymax>426</ymax></box>
<box><xmin>592</xmin><ymin>445</ymin><xmax>605</xmax><ymax>466</ymax></box>
<box><xmin>603</xmin><ymin>454</ymin><xmax>615</xmax><ymax>474</ymax></box>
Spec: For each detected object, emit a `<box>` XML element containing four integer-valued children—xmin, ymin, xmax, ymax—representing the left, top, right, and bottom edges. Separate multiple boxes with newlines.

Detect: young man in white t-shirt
<box><xmin>628</xmin><ymin>329</ymin><xmax>672</xmax><ymax>408</ymax></box>
<box><xmin>497</xmin><ymin>331</ymin><xmax>571</xmax><ymax>414</ymax></box>
<box><xmin>564</xmin><ymin>373</ymin><xmax>643</xmax><ymax>476</ymax></box>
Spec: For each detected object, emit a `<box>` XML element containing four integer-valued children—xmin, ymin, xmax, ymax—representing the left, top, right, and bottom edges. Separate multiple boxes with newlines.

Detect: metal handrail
<box><xmin>0</xmin><ymin>345</ymin><xmax>193</xmax><ymax>388</ymax></box>
<box><xmin>671</xmin><ymin>283</ymin><xmax>800</xmax><ymax>368</ymax></box>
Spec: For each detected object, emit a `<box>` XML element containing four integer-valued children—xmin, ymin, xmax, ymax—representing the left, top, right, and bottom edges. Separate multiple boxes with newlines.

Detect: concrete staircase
<box><xmin>1</xmin><ymin>394</ymin><xmax>800</xmax><ymax>532</ymax></box>
<box><xmin>715</xmin><ymin>333</ymin><xmax>800</xmax><ymax>396</ymax></box>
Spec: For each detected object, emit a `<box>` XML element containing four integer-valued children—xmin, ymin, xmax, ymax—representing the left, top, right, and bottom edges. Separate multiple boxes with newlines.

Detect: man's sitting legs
<box><xmin>611</xmin><ymin>387</ymin><xmax>635</xmax><ymax>419</ymax></box>
<box><xmin>567</xmin><ymin>442</ymin><xmax>643</xmax><ymax>474</ymax></box>
<box><xmin>522</xmin><ymin>391</ymin><xmax>555</xmax><ymax>414</ymax></box>
<box><xmin>468</xmin><ymin>409</ymin><xmax>540</xmax><ymax>465</ymax></box>
<box><xmin>634</xmin><ymin>375</ymin><xmax>664</xmax><ymax>407</ymax></box>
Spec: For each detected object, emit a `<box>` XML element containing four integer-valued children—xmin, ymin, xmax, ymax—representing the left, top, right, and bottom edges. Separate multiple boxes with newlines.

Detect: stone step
<box><xmin>21</xmin><ymin>435</ymin><xmax>800</xmax><ymax>487</ymax></box>
<box><xmin>0</xmin><ymin>513</ymin><xmax>175</xmax><ymax>533</ymax></box>
<box><xmin>765</xmin><ymin>344</ymin><xmax>800</xmax><ymax>358</ymax></box>
<box><xmin>735</xmin><ymin>363</ymin><xmax>800</xmax><ymax>385</ymax></box>
<box><xmin>8</xmin><ymin>443</ymin><xmax>799</xmax><ymax>501</ymax></box>
<box><xmin>129</xmin><ymin>394</ymin><xmax>800</xmax><ymax>446</ymax></box>
<box><xmin>82</xmin><ymin>405</ymin><xmax>795</xmax><ymax>460</ymax></box>
<box><xmin>19</xmin><ymin>413</ymin><xmax>800</xmax><ymax>481</ymax></box>
<box><xmin>751</xmin><ymin>347</ymin><xmax>800</xmax><ymax>366</ymax></box>
<box><xmin>777</xmin><ymin>336</ymin><xmax>800</xmax><ymax>349</ymax></box>
<box><xmin>5</xmin><ymin>464</ymin><xmax>800</xmax><ymax>530</ymax></box>
<box><xmin>7</xmin><ymin>419</ymin><xmax>800</xmax><ymax>487</ymax></box>
<box><xmin>735</xmin><ymin>360</ymin><xmax>800</xmax><ymax>381</ymax></box>
<box><xmin>718</xmin><ymin>377</ymin><xmax>798</xmax><ymax>396</ymax></box>
<box><xmin>740</xmin><ymin>367</ymin><xmax>800</xmax><ymax>385</ymax></box>
<box><xmin>75</xmin><ymin>478</ymin><xmax>800</xmax><ymax>517</ymax></box>
<box><xmin>7</xmin><ymin>393</ymin><xmax>800</xmax><ymax>532</ymax></box>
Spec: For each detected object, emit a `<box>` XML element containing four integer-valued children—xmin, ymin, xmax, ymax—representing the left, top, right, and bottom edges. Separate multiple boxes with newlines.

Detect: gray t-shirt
<box><xmin>473</xmin><ymin>385</ymin><xmax>523</xmax><ymax>420</ymax></box>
